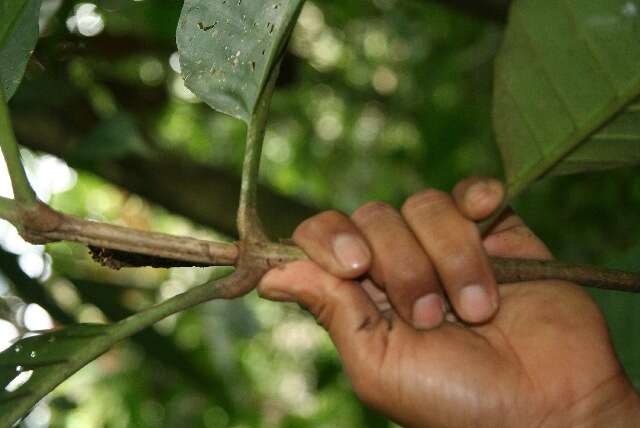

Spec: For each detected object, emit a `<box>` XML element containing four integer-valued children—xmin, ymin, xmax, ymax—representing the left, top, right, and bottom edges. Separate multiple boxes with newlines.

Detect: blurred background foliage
<box><xmin>1</xmin><ymin>0</ymin><xmax>639</xmax><ymax>426</ymax></box>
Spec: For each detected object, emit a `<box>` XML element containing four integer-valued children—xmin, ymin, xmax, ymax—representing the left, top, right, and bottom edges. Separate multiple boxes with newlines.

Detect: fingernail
<box><xmin>332</xmin><ymin>234</ymin><xmax>370</xmax><ymax>271</ymax></box>
<box><xmin>466</xmin><ymin>180</ymin><xmax>502</xmax><ymax>207</ymax></box>
<box><xmin>459</xmin><ymin>284</ymin><xmax>496</xmax><ymax>323</ymax></box>
<box><xmin>412</xmin><ymin>293</ymin><xmax>445</xmax><ymax>330</ymax></box>
<box><xmin>466</xmin><ymin>180</ymin><xmax>490</xmax><ymax>201</ymax></box>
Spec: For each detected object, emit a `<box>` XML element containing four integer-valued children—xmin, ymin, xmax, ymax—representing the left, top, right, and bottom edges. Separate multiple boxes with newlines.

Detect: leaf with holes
<box><xmin>177</xmin><ymin>0</ymin><xmax>304</xmax><ymax>122</ymax></box>
<box><xmin>0</xmin><ymin>324</ymin><xmax>115</xmax><ymax>427</ymax></box>
<box><xmin>0</xmin><ymin>0</ymin><xmax>41</xmax><ymax>99</ymax></box>
<box><xmin>493</xmin><ymin>0</ymin><xmax>640</xmax><ymax>199</ymax></box>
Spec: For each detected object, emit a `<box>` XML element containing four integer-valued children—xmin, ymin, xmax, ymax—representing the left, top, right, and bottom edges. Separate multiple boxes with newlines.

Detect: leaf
<box><xmin>0</xmin><ymin>324</ymin><xmax>115</xmax><ymax>427</ymax></box>
<box><xmin>547</xmin><ymin>97</ymin><xmax>640</xmax><ymax>176</ymax></box>
<box><xmin>176</xmin><ymin>0</ymin><xmax>304</xmax><ymax>123</ymax></box>
<box><xmin>0</xmin><ymin>260</ymin><xmax>237</xmax><ymax>426</ymax></box>
<box><xmin>493</xmin><ymin>0</ymin><xmax>640</xmax><ymax>198</ymax></box>
<box><xmin>0</xmin><ymin>0</ymin><xmax>41</xmax><ymax>100</ymax></box>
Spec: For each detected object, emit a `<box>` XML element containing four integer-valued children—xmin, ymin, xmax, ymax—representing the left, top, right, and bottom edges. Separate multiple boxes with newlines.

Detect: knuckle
<box><xmin>441</xmin><ymin>251</ymin><xmax>473</xmax><ymax>274</ymax></box>
<box><xmin>390</xmin><ymin>261</ymin><xmax>432</xmax><ymax>294</ymax></box>
<box><xmin>295</xmin><ymin>209</ymin><xmax>346</xmax><ymax>237</ymax></box>
<box><xmin>319</xmin><ymin>209</ymin><xmax>347</xmax><ymax>222</ymax></box>
<box><xmin>312</xmin><ymin>300</ymin><xmax>335</xmax><ymax>331</ymax></box>
<box><xmin>352</xmin><ymin>201</ymin><xmax>395</xmax><ymax>225</ymax></box>
<box><xmin>453</xmin><ymin>177</ymin><xmax>479</xmax><ymax>195</ymax></box>
<box><xmin>402</xmin><ymin>189</ymin><xmax>452</xmax><ymax>218</ymax></box>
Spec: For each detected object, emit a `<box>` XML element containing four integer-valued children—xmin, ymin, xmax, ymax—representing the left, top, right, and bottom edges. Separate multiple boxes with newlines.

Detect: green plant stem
<box><xmin>0</xmin><ymin>196</ymin><xmax>16</xmax><ymax>222</ymax></box>
<box><xmin>0</xmin><ymin>85</ymin><xmax>36</xmax><ymax>207</ymax></box>
<box><xmin>237</xmin><ymin>64</ymin><xmax>280</xmax><ymax>241</ymax></box>
<box><xmin>110</xmin><ymin>269</ymin><xmax>238</xmax><ymax>341</ymax></box>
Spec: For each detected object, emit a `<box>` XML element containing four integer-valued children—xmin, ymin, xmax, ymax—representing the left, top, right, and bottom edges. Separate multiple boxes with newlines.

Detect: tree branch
<box><xmin>16</xmin><ymin>202</ymin><xmax>238</xmax><ymax>266</ymax></box>
<box><xmin>10</xmin><ymin>200</ymin><xmax>640</xmax><ymax>293</ymax></box>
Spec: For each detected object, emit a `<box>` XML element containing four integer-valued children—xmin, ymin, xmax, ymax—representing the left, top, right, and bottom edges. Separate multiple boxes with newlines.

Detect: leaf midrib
<box><xmin>506</xmin><ymin>82</ymin><xmax>640</xmax><ymax>200</ymax></box>
<box><xmin>502</xmin><ymin>2</ymin><xmax>640</xmax><ymax>200</ymax></box>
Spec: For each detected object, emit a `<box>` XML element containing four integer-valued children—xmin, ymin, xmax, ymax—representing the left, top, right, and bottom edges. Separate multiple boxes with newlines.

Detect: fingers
<box><xmin>452</xmin><ymin>177</ymin><xmax>504</xmax><ymax>221</ymax></box>
<box><xmin>402</xmin><ymin>189</ymin><xmax>498</xmax><ymax>324</ymax></box>
<box><xmin>258</xmin><ymin>261</ymin><xmax>390</xmax><ymax>383</ymax></box>
<box><xmin>451</xmin><ymin>177</ymin><xmax>552</xmax><ymax>260</ymax></box>
<box><xmin>283</xmin><ymin>177</ymin><xmax>548</xmax><ymax>330</ymax></box>
<box><xmin>293</xmin><ymin>210</ymin><xmax>371</xmax><ymax>279</ymax></box>
<box><xmin>482</xmin><ymin>210</ymin><xmax>553</xmax><ymax>260</ymax></box>
<box><xmin>351</xmin><ymin>202</ymin><xmax>444</xmax><ymax>329</ymax></box>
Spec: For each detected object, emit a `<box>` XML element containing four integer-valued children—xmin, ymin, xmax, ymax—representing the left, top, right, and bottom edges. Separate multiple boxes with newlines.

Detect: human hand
<box><xmin>258</xmin><ymin>177</ymin><xmax>640</xmax><ymax>427</ymax></box>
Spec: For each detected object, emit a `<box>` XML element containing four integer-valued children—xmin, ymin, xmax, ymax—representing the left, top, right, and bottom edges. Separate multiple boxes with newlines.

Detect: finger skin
<box><xmin>351</xmin><ymin>201</ymin><xmax>444</xmax><ymax>328</ymax></box>
<box><xmin>402</xmin><ymin>189</ymin><xmax>498</xmax><ymax>324</ymax></box>
<box><xmin>293</xmin><ymin>210</ymin><xmax>371</xmax><ymax>279</ymax></box>
<box><xmin>452</xmin><ymin>177</ymin><xmax>505</xmax><ymax>221</ymax></box>
<box><xmin>452</xmin><ymin>177</ymin><xmax>552</xmax><ymax>260</ymax></box>
<box><xmin>483</xmin><ymin>211</ymin><xmax>553</xmax><ymax>260</ymax></box>
<box><xmin>257</xmin><ymin>261</ymin><xmax>391</xmax><ymax>401</ymax></box>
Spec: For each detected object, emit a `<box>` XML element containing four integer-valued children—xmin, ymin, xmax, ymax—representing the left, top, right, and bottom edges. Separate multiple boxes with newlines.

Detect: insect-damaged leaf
<box><xmin>493</xmin><ymin>0</ymin><xmax>640</xmax><ymax>198</ymax></box>
<box><xmin>0</xmin><ymin>0</ymin><xmax>41</xmax><ymax>100</ymax></box>
<box><xmin>177</xmin><ymin>0</ymin><xmax>304</xmax><ymax>123</ymax></box>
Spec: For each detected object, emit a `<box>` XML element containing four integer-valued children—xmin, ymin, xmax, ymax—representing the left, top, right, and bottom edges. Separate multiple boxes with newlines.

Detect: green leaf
<box><xmin>0</xmin><ymin>264</ymin><xmax>237</xmax><ymax>426</ymax></box>
<box><xmin>0</xmin><ymin>0</ymin><xmax>41</xmax><ymax>100</ymax></box>
<box><xmin>493</xmin><ymin>0</ymin><xmax>640</xmax><ymax>198</ymax></box>
<box><xmin>176</xmin><ymin>0</ymin><xmax>304</xmax><ymax>123</ymax></box>
<box><xmin>0</xmin><ymin>324</ymin><xmax>115</xmax><ymax>427</ymax></box>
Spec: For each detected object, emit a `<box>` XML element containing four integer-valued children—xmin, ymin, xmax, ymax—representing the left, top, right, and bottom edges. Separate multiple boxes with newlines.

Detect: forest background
<box><xmin>2</xmin><ymin>0</ymin><xmax>640</xmax><ymax>426</ymax></box>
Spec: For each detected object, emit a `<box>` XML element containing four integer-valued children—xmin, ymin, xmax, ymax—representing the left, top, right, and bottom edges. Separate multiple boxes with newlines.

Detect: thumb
<box><xmin>258</xmin><ymin>261</ymin><xmax>390</xmax><ymax>392</ymax></box>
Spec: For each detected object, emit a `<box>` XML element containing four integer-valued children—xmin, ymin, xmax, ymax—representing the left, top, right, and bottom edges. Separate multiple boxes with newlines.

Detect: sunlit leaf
<box><xmin>493</xmin><ymin>0</ymin><xmax>640</xmax><ymax>198</ymax></box>
<box><xmin>0</xmin><ymin>324</ymin><xmax>114</xmax><ymax>427</ymax></box>
<box><xmin>177</xmin><ymin>0</ymin><xmax>304</xmax><ymax>122</ymax></box>
<box><xmin>0</xmin><ymin>0</ymin><xmax>41</xmax><ymax>100</ymax></box>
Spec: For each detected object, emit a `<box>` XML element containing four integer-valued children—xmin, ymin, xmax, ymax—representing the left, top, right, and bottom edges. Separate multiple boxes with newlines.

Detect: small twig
<box><xmin>236</xmin><ymin>63</ymin><xmax>280</xmax><ymax>241</ymax></box>
<box><xmin>491</xmin><ymin>258</ymin><xmax>640</xmax><ymax>293</ymax></box>
<box><xmin>0</xmin><ymin>86</ymin><xmax>37</xmax><ymax>207</ymax></box>
<box><xmin>111</xmin><ymin>268</ymin><xmax>264</xmax><ymax>342</ymax></box>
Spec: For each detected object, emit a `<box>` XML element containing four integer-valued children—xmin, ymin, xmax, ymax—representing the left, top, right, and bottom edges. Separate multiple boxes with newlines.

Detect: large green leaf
<box><xmin>0</xmin><ymin>0</ymin><xmax>41</xmax><ymax>100</ymax></box>
<box><xmin>494</xmin><ymin>0</ymin><xmax>640</xmax><ymax>198</ymax></box>
<box><xmin>177</xmin><ymin>0</ymin><xmax>304</xmax><ymax>122</ymax></box>
<box><xmin>0</xmin><ymin>324</ymin><xmax>115</xmax><ymax>427</ymax></box>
